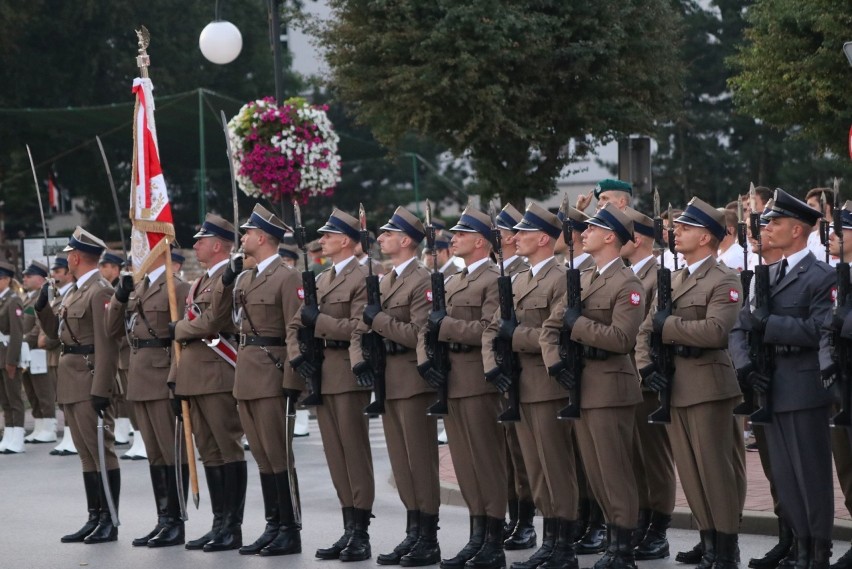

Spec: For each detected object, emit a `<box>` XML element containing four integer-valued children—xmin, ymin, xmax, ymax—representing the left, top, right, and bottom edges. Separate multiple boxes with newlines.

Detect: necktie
<box><xmin>330</xmin><ymin>266</ymin><xmax>337</xmax><ymax>280</ymax></box>
<box><xmin>590</xmin><ymin>270</ymin><xmax>599</xmax><ymax>283</ymax></box>
<box><xmin>460</xmin><ymin>268</ymin><xmax>469</xmax><ymax>278</ymax></box>
<box><xmin>776</xmin><ymin>259</ymin><xmax>788</xmax><ymax>286</ymax></box>
<box><xmin>388</xmin><ymin>271</ymin><xmax>397</xmax><ymax>286</ymax></box>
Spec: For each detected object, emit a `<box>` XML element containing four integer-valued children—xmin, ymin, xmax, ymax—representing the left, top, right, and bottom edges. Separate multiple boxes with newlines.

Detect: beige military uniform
<box><xmin>38</xmin><ymin>272</ymin><xmax>119</xmax><ymax>472</ymax></box>
<box><xmin>541</xmin><ymin>260</ymin><xmax>644</xmax><ymax>528</ymax></box>
<box><xmin>22</xmin><ymin>291</ymin><xmax>55</xmax><ymax>421</ymax></box>
<box><xmin>351</xmin><ymin>259</ymin><xmax>438</xmax><ymax>514</ymax></box>
<box><xmin>483</xmin><ymin>258</ymin><xmax>577</xmax><ymax>519</ymax></box>
<box><xmin>0</xmin><ymin>288</ymin><xmax>24</xmax><ymax>427</ymax></box>
<box><xmin>417</xmin><ymin>260</ymin><xmax>506</xmax><ymax>518</ymax></box>
<box><xmin>635</xmin><ymin>257</ymin><xmax>744</xmax><ymax>533</ymax></box>
<box><xmin>288</xmin><ymin>257</ymin><xmax>374</xmax><ymax>510</ymax></box>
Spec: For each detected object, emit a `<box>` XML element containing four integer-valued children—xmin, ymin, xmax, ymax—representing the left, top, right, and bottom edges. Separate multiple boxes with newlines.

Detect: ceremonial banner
<box><xmin>130</xmin><ymin>76</ymin><xmax>174</xmax><ymax>278</ymax></box>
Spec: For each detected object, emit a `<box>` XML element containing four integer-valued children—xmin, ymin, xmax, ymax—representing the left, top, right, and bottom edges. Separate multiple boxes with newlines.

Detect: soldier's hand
<box><xmin>747</xmin><ymin>370</ymin><xmax>771</xmax><ymax>394</ymax></box>
<box><xmin>821</xmin><ymin>364</ymin><xmax>838</xmax><ymax>390</ymax></box>
<box><xmin>222</xmin><ymin>255</ymin><xmax>243</xmax><ymax>287</ymax></box>
<box><xmin>750</xmin><ymin>305</ymin><xmax>770</xmax><ymax>333</ymax></box>
<box><xmin>652</xmin><ymin>308</ymin><xmax>671</xmax><ymax>335</ymax></box>
<box><xmin>34</xmin><ymin>282</ymin><xmax>50</xmax><ymax>312</ymax></box>
<box><xmin>417</xmin><ymin>361</ymin><xmax>446</xmax><ymax>388</ymax></box>
<box><xmin>352</xmin><ymin>361</ymin><xmax>376</xmax><ymax>388</ymax></box>
<box><xmin>497</xmin><ymin>318</ymin><xmax>517</xmax><ymax>341</ymax></box>
<box><xmin>301</xmin><ymin>304</ymin><xmax>320</xmax><ymax>327</ymax></box>
<box><xmin>575</xmin><ymin>190</ymin><xmax>594</xmax><ymax>212</ymax></box>
<box><xmin>290</xmin><ymin>355</ymin><xmax>317</xmax><ymax>380</ymax></box>
<box><xmin>91</xmin><ymin>395</ymin><xmax>111</xmax><ymax>416</ymax></box>
<box><xmin>645</xmin><ymin>371</ymin><xmax>669</xmax><ymax>393</ymax></box>
<box><xmin>363</xmin><ymin>303</ymin><xmax>381</xmax><ymax>326</ymax></box>
<box><xmin>735</xmin><ymin>364</ymin><xmax>754</xmax><ymax>392</ymax></box>
<box><xmin>562</xmin><ymin>306</ymin><xmax>582</xmax><ymax>334</ymax></box>
<box><xmin>484</xmin><ymin>367</ymin><xmax>511</xmax><ymax>393</ymax></box>
<box><xmin>832</xmin><ymin>304</ymin><xmax>852</xmax><ymax>332</ymax></box>
<box><xmin>114</xmin><ymin>274</ymin><xmax>134</xmax><ymax>303</ymax></box>
<box><xmin>167</xmin><ymin>322</ymin><xmax>177</xmax><ymax>341</ymax></box>
<box><xmin>547</xmin><ymin>361</ymin><xmax>575</xmax><ymax>391</ymax></box>
<box><xmin>427</xmin><ymin>311</ymin><xmax>445</xmax><ymax>335</ymax></box>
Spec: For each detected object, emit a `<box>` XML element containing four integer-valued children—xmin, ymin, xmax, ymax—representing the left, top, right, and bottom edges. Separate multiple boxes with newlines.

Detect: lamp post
<box><xmin>844</xmin><ymin>42</ymin><xmax>852</xmax><ymax>67</ymax></box>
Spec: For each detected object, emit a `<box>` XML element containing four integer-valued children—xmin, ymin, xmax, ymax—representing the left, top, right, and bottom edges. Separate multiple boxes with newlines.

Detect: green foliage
<box><xmin>314</xmin><ymin>0</ymin><xmax>683</xmax><ymax>207</ymax></box>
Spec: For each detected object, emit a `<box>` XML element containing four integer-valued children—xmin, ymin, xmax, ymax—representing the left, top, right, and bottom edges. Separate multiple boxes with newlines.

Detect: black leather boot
<box><xmin>205</xmin><ymin>460</ymin><xmax>246</xmax><ymax>552</ymax></box>
<box><xmin>676</xmin><ymin>539</ymin><xmax>705</xmax><ymax>564</ymax></box>
<box><xmin>750</xmin><ymin>518</ymin><xmax>793</xmax><ymax>569</ymax></box>
<box><xmin>511</xmin><ymin>517</ymin><xmax>558</xmax><ymax>569</ymax></box>
<box><xmin>593</xmin><ymin>525</ymin><xmax>616</xmax><ymax>569</ymax></box>
<box><xmin>505</xmin><ymin>500</ymin><xmax>537</xmax><ymax>551</ymax></box>
<box><xmin>402</xmin><ymin>512</ymin><xmax>441</xmax><ymax>567</ymax></box>
<box><xmin>378</xmin><ymin>510</ymin><xmax>421</xmax><ymax>564</ymax></box>
<box><xmin>576</xmin><ymin>501</ymin><xmax>606</xmax><ymax>554</ymax></box>
<box><xmin>634</xmin><ymin>511</ymin><xmax>670</xmax><ymax>560</ymax></box>
<box><xmin>238</xmin><ymin>472</ymin><xmax>279</xmax><ymax>555</ymax></box>
<box><xmin>505</xmin><ymin>499</ymin><xmax>519</xmax><ymax>541</ymax></box>
<box><xmin>148</xmin><ymin>464</ymin><xmax>187</xmax><ymax>547</ymax></box>
<box><xmin>316</xmin><ymin>506</ymin><xmax>355</xmax><ymax>559</ymax></box>
<box><xmin>61</xmin><ymin>471</ymin><xmax>101</xmax><ymax>543</ymax></box>
<box><xmin>714</xmin><ymin>532</ymin><xmax>739</xmax><ymax>569</ymax></box>
<box><xmin>695</xmin><ymin>530</ymin><xmax>717</xmax><ymax>569</ymax></box>
<box><xmin>632</xmin><ymin>509</ymin><xmax>651</xmax><ymax>549</ymax></box>
<box><xmin>339</xmin><ymin>507</ymin><xmax>372</xmax><ymax>562</ymax></box>
<box><xmin>793</xmin><ymin>538</ymin><xmax>810</xmax><ymax>569</ymax></box>
<box><xmin>465</xmin><ymin>516</ymin><xmax>506</xmax><ymax>569</ymax></box>
<box><xmin>259</xmin><ymin>471</ymin><xmax>302</xmax><ymax>556</ymax></box>
<box><xmin>539</xmin><ymin>519</ymin><xmax>578</xmax><ymax>569</ymax></box>
<box><xmin>186</xmin><ymin>464</ymin><xmax>225</xmax><ymax>550</ymax></box>
<box><xmin>84</xmin><ymin>469</ymin><xmax>120</xmax><ymax>544</ymax></box>
<box><xmin>831</xmin><ymin>542</ymin><xmax>852</xmax><ymax>569</ymax></box>
<box><xmin>812</xmin><ymin>538</ymin><xmax>832</xmax><ymax>569</ymax></box>
<box><xmin>608</xmin><ymin>526</ymin><xmax>637</xmax><ymax>569</ymax></box>
<box><xmin>133</xmin><ymin>465</ymin><xmax>169</xmax><ymax>546</ymax></box>
<box><xmin>441</xmin><ymin>515</ymin><xmax>487</xmax><ymax>569</ymax></box>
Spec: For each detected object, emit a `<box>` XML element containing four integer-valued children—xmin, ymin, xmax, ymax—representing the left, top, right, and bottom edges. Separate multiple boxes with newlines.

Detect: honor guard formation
<box><xmin>10</xmin><ymin>179</ymin><xmax>852</xmax><ymax>569</ymax></box>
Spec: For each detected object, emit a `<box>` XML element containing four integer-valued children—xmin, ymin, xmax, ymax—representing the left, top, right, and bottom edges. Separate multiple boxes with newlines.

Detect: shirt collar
<box><xmin>58</xmin><ymin>281</ymin><xmax>75</xmax><ymax>296</ymax></box>
<box><xmin>687</xmin><ymin>255</ymin><xmax>714</xmax><ymax>276</ymax></box>
<box><xmin>207</xmin><ymin>258</ymin><xmax>229</xmax><ymax>277</ymax></box>
<box><xmin>75</xmin><ymin>267</ymin><xmax>101</xmax><ymax>289</ymax></box>
<box><xmin>596</xmin><ymin>257</ymin><xmax>620</xmax><ymax>275</ymax></box>
<box><xmin>439</xmin><ymin>258</ymin><xmax>457</xmax><ymax>273</ymax></box>
<box><xmin>394</xmin><ymin>256</ymin><xmax>416</xmax><ymax>277</ymax></box>
<box><xmin>465</xmin><ymin>257</ymin><xmax>490</xmax><ymax>275</ymax></box>
<box><xmin>783</xmin><ymin>246</ymin><xmax>810</xmax><ymax>269</ymax></box>
<box><xmin>334</xmin><ymin>255</ymin><xmax>357</xmax><ymax>275</ymax></box>
<box><xmin>256</xmin><ymin>254</ymin><xmax>280</xmax><ymax>275</ymax></box>
<box><xmin>631</xmin><ymin>255</ymin><xmax>656</xmax><ymax>274</ymax></box>
<box><xmin>147</xmin><ymin>265</ymin><xmax>166</xmax><ymax>284</ymax></box>
<box><xmin>530</xmin><ymin>256</ymin><xmax>554</xmax><ymax>277</ymax></box>
<box><xmin>573</xmin><ymin>252</ymin><xmax>590</xmax><ymax>266</ymax></box>
<box><xmin>502</xmin><ymin>255</ymin><xmax>519</xmax><ymax>270</ymax></box>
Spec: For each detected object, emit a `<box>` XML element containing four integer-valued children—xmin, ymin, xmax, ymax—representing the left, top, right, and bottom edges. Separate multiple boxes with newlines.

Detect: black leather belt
<box><xmin>774</xmin><ymin>345</ymin><xmax>815</xmax><ymax>356</ymax></box>
<box><xmin>130</xmin><ymin>338</ymin><xmax>171</xmax><ymax>349</ymax></box>
<box><xmin>582</xmin><ymin>346</ymin><xmax>612</xmax><ymax>361</ymax></box>
<box><xmin>182</xmin><ymin>333</ymin><xmax>238</xmax><ymax>347</ymax></box>
<box><xmin>323</xmin><ymin>339</ymin><xmax>350</xmax><ymax>349</ymax></box>
<box><xmin>383</xmin><ymin>339</ymin><xmax>410</xmax><ymax>355</ymax></box>
<box><xmin>673</xmin><ymin>345</ymin><xmax>704</xmax><ymax>358</ymax></box>
<box><xmin>61</xmin><ymin>344</ymin><xmax>95</xmax><ymax>355</ymax></box>
<box><xmin>239</xmin><ymin>334</ymin><xmax>285</xmax><ymax>347</ymax></box>
<box><xmin>449</xmin><ymin>343</ymin><xmax>474</xmax><ymax>353</ymax></box>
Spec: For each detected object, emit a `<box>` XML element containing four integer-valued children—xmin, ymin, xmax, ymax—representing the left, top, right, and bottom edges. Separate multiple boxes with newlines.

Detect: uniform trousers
<box><xmin>445</xmin><ymin>393</ymin><xmax>507</xmax><ymax>519</ymax></box>
<box><xmin>753</xmin><ymin>425</ymin><xmax>781</xmax><ymax>515</ymax></box>
<box><xmin>632</xmin><ymin>390</ymin><xmax>675</xmax><ymax>515</ymax></box>
<box><xmin>574</xmin><ymin>405</ymin><xmax>638</xmax><ymax>528</ymax></box>
<box><xmin>190</xmin><ymin>392</ymin><xmax>244</xmax><ymax>467</ymax></box>
<box><xmin>134</xmin><ymin>399</ymin><xmax>186</xmax><ymax>466</ymax></box>
<box><xmin>732</xmin><ymin>415</ymin><xmax>747</xmax><ymax>514</ymax></box>
<box><xmin>0</xmin><ymin>368</ymin><xmax>24</xmax><ymax>426</ymax></box>
<box><xmin>113</xmin><ymin>369</ymin><xmax>130</xmax><ymax>419</ymax></box>
<box><xmin>765</xmin><ymin>406</ymin><xmax>834</xmax><ymax>540</ymax></box>
<box><xmin>831</xmin><ymin>411</ymin><xmax>852</xmax><ymax>516</ymax></box>
<box><xmin>668</xmin><ymin>397</ymin><xmax>742</xmax><ymax>534</ymax></box>
<box><xmin>22</xmin><ymin>369</ymin><xmax>56</xmax><ymax>419</ymax></box>
<box><xmin>64</xmin><ymin>399</ymin><xmax>118</xmax><ymax>472</ymax></box>
<box><xmin>506</xmin><ymin>425</ymin><xmax>532</xmax><ymax>503</ymax></box>
<box><xmin>239</xmin><ymin>396</ymin><xmax>292</xmax><ymax>474</ymax></box>
<box><xmin>315</xmin><ymin>391</ymin><xmax>375</xmax><ymax>510</ymax></box>
<box><xmin>383</xmin><ymin>392</ymin><xmax>440</xmax><ymax>514</ymax></box>
<box><xmin>516</xmin><ymin>399</ymin><xmax>578</xmax><ymax>519</ymax></box>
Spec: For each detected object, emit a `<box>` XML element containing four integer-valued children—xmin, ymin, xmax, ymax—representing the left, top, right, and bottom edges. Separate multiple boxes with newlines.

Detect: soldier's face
<box><xmin>514</xmin><ymin>230</ymin><xmax>541</xmax><ymax>257</ymax></box>
<box><xmin>193</xmin><ymin>237</ymin><xmax>215</xmax><ymax>266</ymax></box>
<box><xmin>377</xmin><ymin>230</ymin><xmax>400</xmax><ymax>256</ymax></box>
<box><xmin>499</xmin><ymin>229</ymin><xmax>517</xmax><ymax>254</ymax></box>
<box><xmin>581</xmin><ymin>225</ymin><xmax>607</xmax><ymax>253</ymax></box>
<box><xmin>51</xmin><ymin>267</ymin><xmax>70</xmax><ymax>285</ymax></box>
<box><xmin>241</xmin><ymin>228</ymin><xmax>263</xmax><ymax>257</ymax></box>
<box><xmin>319</xmin><ymin>232</ymin><xmax>346</xmax><ymax>257</ymax></box>
<box><xmin>98</xmin><ymin>263</ymin><xmax>120</xmax><ymax>282</ymax></box>
<box><xmin>450</xmin><ymin>231</ymin><xmax>476</xmax><ymax>258</ymax></box>
<box><xmin>597</xmin><ymin>191</ymin><xmax>628</xmax><ymax>211</ymax></box>
<box><xmin>764</xmin><ymin>217</ymin><xmax>797</xmax><ymax>250</ymax></box>
<box><xmin>672</xmin><ymin>223</ymin><xmax>708</xmax><ymax>254</ymax></box>
<box><xmin>21</xmin><ymin>274</ymin><xmax>39</xmax><ymax>291</ymax></box>
<box><xmin>0</xmin><ymin>276</ymin><xmax>9</xmax><ymax>292</ymax></box>
<box><xmin>829</xmin><ymin>229</ymin><xmax>852</xmax><ymax>256</ymax></box>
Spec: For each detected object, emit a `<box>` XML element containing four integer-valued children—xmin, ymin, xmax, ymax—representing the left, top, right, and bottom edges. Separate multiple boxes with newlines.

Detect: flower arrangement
<box><xmin>228</xmin><ymin>96</ymin><xmax>341</xmax><ymax>203</ymax></box>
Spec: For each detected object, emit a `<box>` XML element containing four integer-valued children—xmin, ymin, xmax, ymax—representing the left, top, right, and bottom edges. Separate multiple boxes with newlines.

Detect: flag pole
<box><xmin>135</xmin><ymin>26</ymin><xmax>200</xmax><ymax>508</ymax></box>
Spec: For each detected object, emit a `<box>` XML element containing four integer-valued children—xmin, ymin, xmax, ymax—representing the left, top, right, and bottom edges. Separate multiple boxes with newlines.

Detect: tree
<box><xmin>313</xmin><ymin>0</ymin><xmax>683</xmax><ymax>208</ymax></box>
<box><xmin>729</xmin><ymin>0</ymin><xmax>852</xmax><ymax>158</ymax></box>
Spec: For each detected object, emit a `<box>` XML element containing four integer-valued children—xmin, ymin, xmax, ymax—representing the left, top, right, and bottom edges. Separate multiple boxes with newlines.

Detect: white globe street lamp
<box><xmin>199</xmin><ymin>20</ymin><xmax>243</xmax><ymax>65</ymax></box>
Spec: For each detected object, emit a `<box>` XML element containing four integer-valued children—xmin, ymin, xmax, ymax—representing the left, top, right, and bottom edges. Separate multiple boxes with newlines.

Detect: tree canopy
<box><xmin>315</xmin><ymin>0</ymin><xmax>684</xmax><ymax>208</ymax></box>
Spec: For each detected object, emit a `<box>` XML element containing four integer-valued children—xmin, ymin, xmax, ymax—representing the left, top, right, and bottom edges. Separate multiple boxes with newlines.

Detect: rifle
<box><xmin>648</xmin><ymin>192</ymin><xmax>676</xmax><ymax>424</ymax></box>
<box><xmin>831</xmin><ymin>196</ymin><xmax>852</xmax><ymax>427</ymax></box>
<box><xmin>556</xmin><ymin>195</ymin><xmax>584</xmax><ymax>420</ymax></box>
<box><xmin>737</xmin><ymin>196</ymin><xmax>753</xmax><ymax>302</ymax></box>
<box><xmin>359</xmin><ymin>204</ymin><xmax>387</xmax><ymax>415</ymax></box>
<box><xmin>424</xmin><ymin>201</ymin><xmax>451</xmax><ymax>416</ymax></box>
<box><xmin>294</xmin><ymin>202</ymin><xmax>325</xmax><ymax>406</ymax></box>
<box><xmin>489</xmin><ymin>204</ymin><xmax>521</xmax><ymax>423</ymax></box>
<box><xmin>820</xmin><ymin>191</ymin><xmax>831</xmax><ymax>263</ymax></box>
<box><xmin>733</xmin><ymin>193</ymin><xmax>762</xmax><ymax>417</ymax></box>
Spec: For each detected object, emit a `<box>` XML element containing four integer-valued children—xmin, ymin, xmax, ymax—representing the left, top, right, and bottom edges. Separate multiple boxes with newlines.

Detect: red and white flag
<box><xmin>129</xmin><ymin>77</ymin><xmax>174</xmax><ymax>277</ymax></box>
<box><xmin>47</xmin><ymin>170</ymin><xmax>60</xmax><ymax>212</ymax></box>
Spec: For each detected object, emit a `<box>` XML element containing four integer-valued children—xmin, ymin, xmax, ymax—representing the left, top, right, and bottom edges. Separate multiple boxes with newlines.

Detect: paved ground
<box><xmin>1</xmin><ymin>413</ymin><xmax>851</xmax><ymax>569</ymax></box>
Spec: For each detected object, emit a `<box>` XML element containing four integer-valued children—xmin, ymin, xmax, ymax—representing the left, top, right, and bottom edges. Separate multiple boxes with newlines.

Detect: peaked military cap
<box><xmin>587</xmin><ymin>203</ymin><xmax>634</xmax><ymax>244</ymax></box>
<box><xmin>194</xmin><ymin>213</ymin><xmax>237</xmax><ymax>241</ymax></box>
<box><xmin>623</xmin><ymin>207</ymin><xmax>654</xmax><ymax>239</ymax></box>
<box><xmin>380</xmin><ymin>207</ymin><xmax>425</xmax><ymax>243</ymax></box>
<box><xmin>279</xmin><ymin>243</ymin><xmax>299</xmax><ymax>261</ymax></box>
<box><xmin>764</xmin><ymin>188</ymin><xmax>823</xmax><ymax>226</ymax></box>
<box><xmin>675</xmin><ymin>197</ymin><xmax>727</xmax><ymax>242</ymax></box>
<box><xmin>558</xmin><ymin>206</ymin><xmax>590</xmax><ymax>233</ymax></box>
<box><xmin>496</xmin><ymin>204</ymin><xmax>523</xmax><ymax>232</ymax></box>
<box><xmin>63</xmin><ymin>226</ymin><xmax>107</xmax><ymax>256</ymax></box>
<box><xmin>838</xmin><ymin>200</ymin><xmax>852</xmax><ymax>230</ymax></box>
<box><xmin>23</xmin><ymin>260</ymin><xmax>49</xmax><ymax>278</ymax></box>
<box><xmin>432</xmin><ymin>219</ymin><xmax>447</xmax><ymax>231</ymax></box>
<box><xmin>450</xmin><ymin>206</ymin><xmax>492</xmax><ymax>239</ymax></box>
<box><xmin>593</xmin><ymin>178</ymin><xmax>633</xmax><ymax>199</ymax></box>
<box><xmin>171</xmin><ymin>251</ymin><xmax>185</xmax><ymax>265</ymax></box>
<box><xmin>0</xmin><ymin>261</ymin><xmax>15</xmax><ymax>279</ymax></box>
<box><xmin>241</xmin><ymin>204</ymin><xmax>292</xmax><ymax>241</ymax></box>
<box><xmin>99</xmin><ymin>249</ymin><xmax>126</xmax><ymax>267</ymax></box>
<box><xmin>514</xmin><ymin>203</ymin><xmax>561</xmax><ymax>240</ymax></box>
<box><xmin>318</xmin><ymin>208</ymin><xmax>360</xmax><ymax>241</ymax></box>
<box><xmin>51</xmin><ymin>255</ymin><xmax>68</xmax><ymax>270</ymax></box>
<box><xmin>433</xmin><ymin>231</ymin><xmax>451</xmax><ymax>250</ymax></box>
<box><xmin>759</xmin><ymin>199</ymin><xmax>775</xmax><ymax>227</ymax></box>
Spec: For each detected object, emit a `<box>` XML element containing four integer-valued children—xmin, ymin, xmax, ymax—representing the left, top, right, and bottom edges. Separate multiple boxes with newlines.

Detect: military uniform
<box><xmin>106</xmin><ymin>263</ymin><xmax>189</xmax><ymax>547</ymax></box>
<box><xmin>0</xmin><ymin>263</ymin><xmax>24</xmax><ymax>453</ymax></box>
<box><xmin>36</xmin><ymin>227</ymin><xmax>120</xmax><ymax>544</ymax></box>
<box><xmin>21</xmin><ymin>261</ymin><xmax>57</xmax><ymax>444</ymax></box>
<box><xmin>172</xmin><ymin>214</ymin><xmax>246</xmax><ymax>552</ymax></box>
<box><xmin>48</xmin><ymin>276</ymin><xmax>76</xmax><ymax>455</ymax></box>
